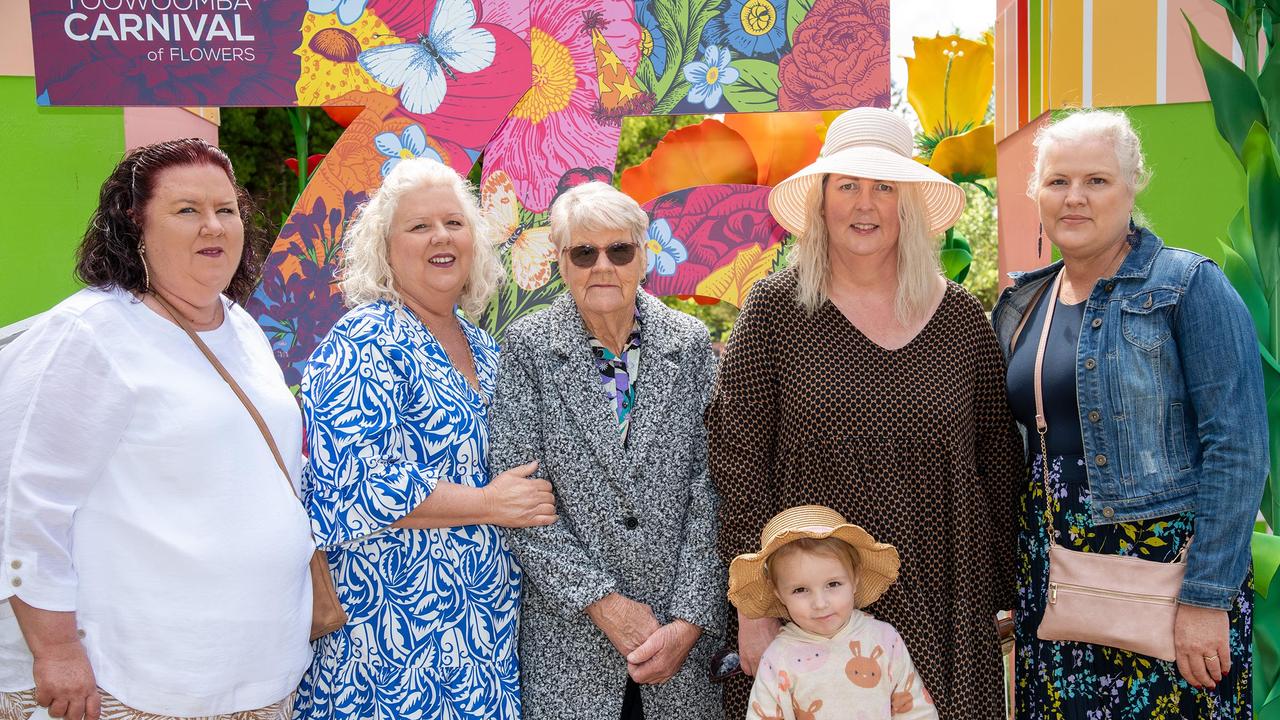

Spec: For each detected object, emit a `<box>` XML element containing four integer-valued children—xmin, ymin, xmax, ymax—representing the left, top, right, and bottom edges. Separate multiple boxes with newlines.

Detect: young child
<box><xmin>729</xmin><ymin>505</ymin><xmax>937</xmax><ymax>720</ymax></box>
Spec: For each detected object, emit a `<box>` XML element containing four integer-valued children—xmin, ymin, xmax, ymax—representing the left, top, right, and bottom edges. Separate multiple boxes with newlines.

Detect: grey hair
<box><xmin>548</xmin><ymin>182</ymin><xmax>649</xmax><ymax>250</ymax></box>
<box><xmin>1028</xmin><ymin>109</ymin><xmax>1152</xmax><ymax>197</ymax></box>
<box><xmin>791</xmin><ymin>178</ymin><xmax>941</xmax><ymax>324</ymax></box>
<box><xmin>339</xmin><ymin>157</ymin><xmax>503</xmax><ymax>318</ymax></box>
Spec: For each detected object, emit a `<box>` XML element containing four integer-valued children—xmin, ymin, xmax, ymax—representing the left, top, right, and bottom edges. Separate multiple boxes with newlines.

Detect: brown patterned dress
<box><xmin>709</xmin><ymin>269</ymin><xmax>1023</xmax><ymax>720</ymax></box>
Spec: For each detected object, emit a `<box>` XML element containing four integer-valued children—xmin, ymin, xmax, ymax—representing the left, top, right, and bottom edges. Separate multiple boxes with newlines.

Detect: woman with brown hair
<box><xmin>0</xmin><ymin>138</ymin><xmax>314</xmax><ymax>720</ymax></box>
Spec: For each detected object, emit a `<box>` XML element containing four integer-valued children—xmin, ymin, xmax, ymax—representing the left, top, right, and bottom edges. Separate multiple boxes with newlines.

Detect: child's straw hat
<box><xmin>728</xmin><ymin>505</ymin><xmax>900</xmax><ymax>619</ymax></box>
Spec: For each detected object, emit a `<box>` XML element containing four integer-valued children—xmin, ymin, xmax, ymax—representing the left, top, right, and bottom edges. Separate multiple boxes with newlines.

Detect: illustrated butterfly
<box><xmin>481</xmin><ymin>171</ymin><xmax>557</xmax><ymax>292</ymax></box>
<box><xmin>357</xmin><ymin>0</ymin><xmax>495</xmax><ymax>116</ymax></box>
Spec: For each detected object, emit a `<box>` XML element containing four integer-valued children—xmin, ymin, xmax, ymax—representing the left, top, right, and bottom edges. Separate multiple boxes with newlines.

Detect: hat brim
<box><xmin>727</xmin><ymin>524</ymin><xmax>901</xmax><ymax>620</ymax></box>
<box><xmin>767</xmin><ymin>146</ymin><xmax>966</xmax><ymax>238</ymax></box>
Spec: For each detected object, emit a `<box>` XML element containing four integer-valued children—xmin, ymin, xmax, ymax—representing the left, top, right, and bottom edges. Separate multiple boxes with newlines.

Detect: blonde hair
<box><xmin>1028</xmin><ymin>109</ymin><xmax>1151</xmax><ymax>197</ymax></box>
<box><xmin>339</xmin><ymin>157</ymin><xmax>504</xmax><ymax>318</ymax></box>
<box><xmin>791</xmin><ymin>178</ymin><xmax>940</xmax><ymax>324</ymax></box>
<box><xmin>548</xmin><ymin>182</ymin><xmax>649</xmax><ymax>251</ymax></box>
<box><xmin>766</xmin><ymin>537</ymin><xmax>862</xmax><ymax>586</ymax></box>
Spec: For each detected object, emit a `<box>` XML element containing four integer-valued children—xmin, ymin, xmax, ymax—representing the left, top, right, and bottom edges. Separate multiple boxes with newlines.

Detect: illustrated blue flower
<box><xmin>307</xmin><ymin>0</ymin><xmax>368</xmax><ymax>26</ymax></box>
<box><xmin>644</xmin><ymin>219</ymin><xmax>688</xmax><ymax>276</ymax></box>
<box><xmin>707</xmin><ymin>0</ymin><xmax>789</xmax><ymax>56</ymax></box>
<box><xmin>635</xmin><ymin>0</ymin><xmax>669</xmax><ymax>76</ymax></box>
<box><xmin>682</xmin><ymin>45</ymin><xmax>740</xmax><ymax>110</ymax></box>
<box><xmin>373</xmin><ymin>124</ymin><xmax>443</xmax><ymax>177</ymax></box>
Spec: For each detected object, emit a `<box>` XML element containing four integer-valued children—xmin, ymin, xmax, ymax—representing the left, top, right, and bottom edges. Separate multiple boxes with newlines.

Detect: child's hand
<box><xmin>626</xmin><ymin>619</ymin><xmax>702</xmax><ymax>684</ymax></box>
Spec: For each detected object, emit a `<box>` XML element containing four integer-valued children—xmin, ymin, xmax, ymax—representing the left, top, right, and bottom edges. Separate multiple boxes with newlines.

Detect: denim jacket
<box><xmin>991</xmin><ymin>229</ymin><xmax>1269</xmax><ymax>610</ymax></box>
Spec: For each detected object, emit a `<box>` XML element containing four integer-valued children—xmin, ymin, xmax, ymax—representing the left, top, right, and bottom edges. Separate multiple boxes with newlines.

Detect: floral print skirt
<box><xmin>1015</xmin><ymin>453</ymin><xmax>1252</xmax><ymax>720</ymax></box>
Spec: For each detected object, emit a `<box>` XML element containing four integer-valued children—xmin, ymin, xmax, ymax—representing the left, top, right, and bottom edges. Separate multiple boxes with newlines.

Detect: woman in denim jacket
<box><xmin>991</xmin><ymin>110</ymin><xmax>1268</xmax><ymax>719</ymax></box>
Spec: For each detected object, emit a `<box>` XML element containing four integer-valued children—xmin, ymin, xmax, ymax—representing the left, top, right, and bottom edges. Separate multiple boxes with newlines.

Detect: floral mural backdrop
<box><xmin>28</xmin><ymin>0</ymin><xmax>890</xmax><ymax>384</ymax></box>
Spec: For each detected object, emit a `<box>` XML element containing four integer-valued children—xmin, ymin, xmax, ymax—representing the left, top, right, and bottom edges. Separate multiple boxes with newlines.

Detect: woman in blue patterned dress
<box><xmin>293</xmin><ymin>158</ymin><xmax>558</xmax><ymax>720</ymax></box>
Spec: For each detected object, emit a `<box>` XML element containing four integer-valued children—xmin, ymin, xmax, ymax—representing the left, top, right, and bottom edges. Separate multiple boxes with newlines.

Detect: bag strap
<box><xmin>149</xmin><ymin>292</ymin><xmax>299</xmax><ymax>501</ymax></box>
<box><xmin>1032</xmin><ymin>272</ymin><xmax>1063</xmax><ymax>543</ymax></box>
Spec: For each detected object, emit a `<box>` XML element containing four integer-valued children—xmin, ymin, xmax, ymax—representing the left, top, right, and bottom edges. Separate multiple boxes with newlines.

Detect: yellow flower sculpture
<box><xmin>905</xmin><ymin>32</ymin><xmax>994</xmax><ymax>142</ymax></box>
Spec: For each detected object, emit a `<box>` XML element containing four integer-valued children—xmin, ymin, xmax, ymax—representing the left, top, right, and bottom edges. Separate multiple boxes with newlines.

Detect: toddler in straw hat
<box><xmin>729</xmin><ymin>505</ymin><xmax>937</xmax><ymax>720</ymax></box>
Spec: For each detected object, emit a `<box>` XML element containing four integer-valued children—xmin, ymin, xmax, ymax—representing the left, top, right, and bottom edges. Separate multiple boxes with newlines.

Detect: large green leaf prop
<box><xmin>1186</xmin><ymin>12</ymin><xmax>1268</xmax><ymax>160</ymax></box>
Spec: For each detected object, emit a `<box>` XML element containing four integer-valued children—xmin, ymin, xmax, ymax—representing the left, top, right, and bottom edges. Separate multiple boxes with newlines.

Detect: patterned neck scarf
<box><xmin>587</xmin><ymin>313</ymin><xmax>642</xmax><ymax>441</ymax></box>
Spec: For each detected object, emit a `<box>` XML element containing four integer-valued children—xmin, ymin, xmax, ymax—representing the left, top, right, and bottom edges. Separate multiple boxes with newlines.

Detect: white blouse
<box><xmin>0</xmin><ymin>287</ymin><xmax>314</xmax><ymax>715</ymax></box>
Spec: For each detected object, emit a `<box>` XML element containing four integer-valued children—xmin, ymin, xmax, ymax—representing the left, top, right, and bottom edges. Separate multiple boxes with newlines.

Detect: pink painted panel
<box><xmin>1167</xmin><ymin>0</ymin><xmax>1234</xmax><ymax>104</ymax></box>
<box><xmin>996</xmin><ymin>113</ymin><xmax>1048</xmax><ymax>287</ymax></box>
<box><xmin>0</xmin><ymin>0</ymin><xmax>34</xmax><ymax>76</ymax></box>
<box><xmin>123</xmin><ymin>108</ymin><xmax>218</xmax><ymax>151</ymax></box>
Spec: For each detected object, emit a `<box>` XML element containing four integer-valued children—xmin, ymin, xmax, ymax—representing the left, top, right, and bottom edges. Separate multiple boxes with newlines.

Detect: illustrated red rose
<box><xmin>777</xmin><ymin>0</ymin><xmax>890</xmax><ymax>111</ymax></box>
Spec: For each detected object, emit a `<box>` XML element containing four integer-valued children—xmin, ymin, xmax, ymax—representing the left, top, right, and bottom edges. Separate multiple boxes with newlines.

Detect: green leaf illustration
<box><xmin>723</xmin><ymin>59</ymin><xmax>781</xmax><ymax>112</ymax></box>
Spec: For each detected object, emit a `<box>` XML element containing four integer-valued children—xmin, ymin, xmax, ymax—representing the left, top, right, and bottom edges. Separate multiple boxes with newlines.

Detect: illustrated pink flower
<box><xmin>777</xmin><ymin>0</ymin><xmax>889</xmax><ymax>111</ymax></box>
<box><xmin>362</xmin><ymin>0</ymin><xmax>533</xmax><ymax>149</ymax></box>
<box><xmin>482</xmin><ymin>0</ymin><xmax>641</xmax><ymax>212</ymax></box>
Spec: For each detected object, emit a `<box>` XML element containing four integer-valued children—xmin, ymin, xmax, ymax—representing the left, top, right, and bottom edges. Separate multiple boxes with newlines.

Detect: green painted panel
<box><xmin>1128</xmin><ymin>102</ymin><xmax>1245</xmax><ymax>263</ymax></box>
<box><xmin>0</xmin><ymin>77</ymin><xmax>123</xmax><ymax>326</ymax></box>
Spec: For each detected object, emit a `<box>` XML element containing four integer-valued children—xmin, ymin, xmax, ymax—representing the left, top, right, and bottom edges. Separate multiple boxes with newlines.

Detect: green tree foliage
<box><xmin>219</xmin><ymin>108</ymin><xmax>346</xmax><ymax>232</ymax></box>
<box><xmin>954</xmin><ymin>180</ymin><xmax>999</xmax><ymax>309</ymax></box>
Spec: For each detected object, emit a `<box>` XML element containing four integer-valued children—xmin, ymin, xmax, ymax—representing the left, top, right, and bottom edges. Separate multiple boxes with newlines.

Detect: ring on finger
<box><xmin>1203</xmin><ymin>654</ymin><xmax>1220</xmax><ymax>662</ymax></box>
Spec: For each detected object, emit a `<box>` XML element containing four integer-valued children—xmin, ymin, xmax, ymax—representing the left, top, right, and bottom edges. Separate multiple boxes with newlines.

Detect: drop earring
<box><xmin>139</xmin><ymin>242</ymin><xmax>151</xmax><ymax>293</ymax></box>
<box><xmin>1037</xmin><ymin>223</ymin><xmax>1044</xmax><ymax>259</ymax></box>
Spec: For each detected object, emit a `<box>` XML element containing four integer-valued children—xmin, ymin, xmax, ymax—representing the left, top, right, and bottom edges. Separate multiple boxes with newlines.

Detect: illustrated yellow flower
<box><xmin>928</xmin><ymin>123</ymin><xmax>996</xmax><ymax>181</ymax></box>
<box><xmin>905</xmin><ymin>33</ymin><xmax>994</xmax><ymax>138</ymax></box>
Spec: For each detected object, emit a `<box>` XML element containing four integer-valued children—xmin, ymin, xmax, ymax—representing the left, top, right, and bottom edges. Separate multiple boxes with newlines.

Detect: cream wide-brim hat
<box><xmin>728</xmin><ymin>505</ymin><xmax>901</xmax><ymax>620</ymax></box>
<box><xmin>768</xmin><ymin>107</ymin><xmax>966</xmax><ymax>238</ymax></box>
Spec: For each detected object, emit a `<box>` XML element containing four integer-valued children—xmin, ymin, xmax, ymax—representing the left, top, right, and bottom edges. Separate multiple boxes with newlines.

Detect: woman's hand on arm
<box><xmin>10</xmin><ymin>598</ymin><xmax>99</xmax><ymax>720</ymax></box>
<box><xmin>1174</xmin><ymin>603</ymin><xmax>1231</xmax><ymax>689</ymax></box>
<box><xmin>392</xmin><ymin>461</ymin><xmax>556</xmax><ymax>529</ymax></box>
<box><xmin>736</xmin><ymin>611</ymin><xmax>782</xmax><ymax>676</ymax></box>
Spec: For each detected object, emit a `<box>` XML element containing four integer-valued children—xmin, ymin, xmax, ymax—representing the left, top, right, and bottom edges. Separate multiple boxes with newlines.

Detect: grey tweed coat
<box><xmin>489</xmin><ymin>290</ymin><xmax>725</xmax><ymax>720</ymax></box>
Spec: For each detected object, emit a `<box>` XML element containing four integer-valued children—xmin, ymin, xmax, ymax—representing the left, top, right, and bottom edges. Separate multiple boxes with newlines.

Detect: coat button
<box><xmin>1104</xmin><ymin>283</ymin><xmax>1115</xmax><ymax>292</ymax></box>
<box><xmin>1095</xmin><ymin>454</ymin><xmax>1108</xmax><ymax>467</ymax></box>
<box><xmin>1091</xmin><ymin>318</ymin><xmax>1103</xmax><ymax>329</ymax></box>
<box><xmin>1084</xmin><ymin>358</ymin><xmax>1097</xmax><ymax>370</ymax></box>
<box><xmin>1088</xmin><ymin>410</ymin><xmax>1101</xmax><ymax>423</ymax></box>
<box><xmin>10</xmin><ymin>578</ymin><xmax>20</xmax><ymax>587</ymax></box>
<box><xmin>624</xmin><ymin>516</ymin><xmax>639</xmax><ymax>529</ymax></box>
<box><xmin>1102</xmin><ymin>506</ymin><xmax>1115</xmax><ymax>518</ymax></box>
<box><xmin>9</xmin><ymin>560</ymin><xmax>19</xmax><ymax>570</ymax></box>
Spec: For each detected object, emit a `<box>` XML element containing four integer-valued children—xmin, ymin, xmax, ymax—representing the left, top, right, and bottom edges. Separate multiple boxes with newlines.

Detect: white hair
<box><xmin>791</xmin><ymin>179</ymin><xmax>941</xmax><ymax>324</ymax></box>
<box><xmin>339</xmin><ymin>157</ymin><xmax>503</xmax><ymax>318</ymax></box>
<box><xmin>548</xmin><ymin>182</ymin><xmax>649</xmax><ymax>250</ymax></box>
<box><xmin>1028</xmin><ymin>109</ymin><xmax>1152</xmax><ymax>197</ymax></box>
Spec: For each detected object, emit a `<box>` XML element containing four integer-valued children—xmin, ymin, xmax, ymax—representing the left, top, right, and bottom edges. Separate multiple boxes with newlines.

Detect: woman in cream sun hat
<box><xmin>708</xmin><ymin>106</ymin><xmax>1024</xmax><ymax>720</ymax></box>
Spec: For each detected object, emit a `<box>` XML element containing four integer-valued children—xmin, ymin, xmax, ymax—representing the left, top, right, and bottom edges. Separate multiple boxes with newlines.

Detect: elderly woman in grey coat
<box><xmin>489</xmin><ymin>182</ymin><xmax>724</xmax><ymax>720</ymax></box>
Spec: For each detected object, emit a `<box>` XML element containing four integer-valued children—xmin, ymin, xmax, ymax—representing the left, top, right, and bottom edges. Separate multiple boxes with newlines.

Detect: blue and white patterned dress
<box><xmin>293</xmin><ymin>300</ymin><xmax>521</xmax><ymax>720</ymax></box>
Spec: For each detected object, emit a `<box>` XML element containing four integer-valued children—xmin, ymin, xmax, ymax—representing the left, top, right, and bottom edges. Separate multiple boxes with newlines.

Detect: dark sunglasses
<box><xmin>708</xmin><ymin>646</ymin><xmax>743</xmax><ymax>683</ymax></box>
<box><xmin>563</xmin><ymin>242</ymin><xmax>639</xmax><ymax>269</ymax></box>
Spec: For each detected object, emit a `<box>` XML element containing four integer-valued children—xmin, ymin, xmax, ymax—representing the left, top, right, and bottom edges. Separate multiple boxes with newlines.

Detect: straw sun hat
<box><xmin>767</xmin><ymin>107</ymin><xmax>966</xmax><ymax>238</ymax></box>
<box><xmin>728</xmin><ymin>505</ymin><xmax>901</xmax><ymax>620</ymax></box>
